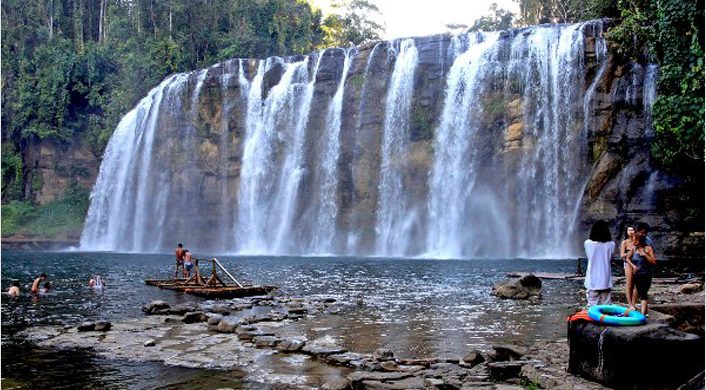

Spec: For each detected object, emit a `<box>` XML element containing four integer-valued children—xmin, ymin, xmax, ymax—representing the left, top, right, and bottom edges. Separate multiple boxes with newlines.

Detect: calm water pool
<box><xmin>2</xmin><ymin>251</ymin><xmax>585</xmax><ymax>388</ymax></box>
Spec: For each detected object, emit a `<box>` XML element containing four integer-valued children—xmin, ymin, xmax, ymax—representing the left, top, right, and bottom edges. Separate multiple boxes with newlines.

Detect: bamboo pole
<box><xmin>213</xmin><ymin>258</ymin><xmax>243</xmax><ymax>287</ymax></box>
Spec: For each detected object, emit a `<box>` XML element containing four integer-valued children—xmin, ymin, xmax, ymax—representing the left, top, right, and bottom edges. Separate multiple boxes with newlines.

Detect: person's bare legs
<box><xmin>641</xmin><ymin>299</ymin><xmax>649</xmax><ymax>316</ymax></box>
<box><xmin>625</xmin><ymin>265</ymin><xmax>636</xmax><ymax>310</ymax></box>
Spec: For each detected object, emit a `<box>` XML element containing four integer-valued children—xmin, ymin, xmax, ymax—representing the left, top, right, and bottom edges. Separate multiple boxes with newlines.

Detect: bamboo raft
<box><xmin>145</xmin><ymin>257</ymin><xmax>276</xmax><ymax>299</ymax></box>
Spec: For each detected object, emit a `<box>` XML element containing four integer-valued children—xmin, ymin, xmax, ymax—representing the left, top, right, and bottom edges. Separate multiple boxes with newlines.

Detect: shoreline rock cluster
<box><xmin>20</xmin><ymin>293</ymin><xmax>613</xmax><ymax>389</ymax></box>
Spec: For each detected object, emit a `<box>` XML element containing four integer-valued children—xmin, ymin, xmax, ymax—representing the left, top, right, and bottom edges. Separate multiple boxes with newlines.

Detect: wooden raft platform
<box><xmin>145</xmin><ymin>257</ymin><xmax>276</xmax><ymax>299</ymax></box>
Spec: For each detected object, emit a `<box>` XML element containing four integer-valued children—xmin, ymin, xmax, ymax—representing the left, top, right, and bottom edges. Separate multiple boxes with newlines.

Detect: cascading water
<box><xmin>309</xmin><ymin>48</ymin><xmax>352</xmax><ymax>254</ymax></box>
<box><xmin>425</xmin><ymin>32</ymin><xmax>501</xmax><ymax>258</ymax></box>
<box><xmin>82</xmin><ymin>21</ymin><xmax>637</xmax><ymax>258</ymax></box>
<box><xmin>375</xmin><ymin>39</ymin><xmax>419</xmax><ymax>256</ymax></box>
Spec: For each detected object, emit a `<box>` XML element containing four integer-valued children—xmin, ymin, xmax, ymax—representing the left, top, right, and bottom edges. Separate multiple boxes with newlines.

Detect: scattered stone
<box><xmin>302</xmin><ymin>344</ymin><xmax>348</xmax><ymax>357</ymax></box>
<box><xmin>237</xmin><ymin>330</ymin><xmax>274</xmax><ymax>341</ymax></box>
<box><xmin>379</xmin><ymin>361</ymin><xmax>398</xmax><ymax>371</ymax></box>
<box><xmin>325</xmin><ymin>352</ymin><xmax>365</xmax><ymax>366</ymax></box>
<box><xmin>321</xmin><ymin>377</ymin><xmax>351</xmax><ymax>390</ymax></box>
<box><xmin>286</xmin><ymin>304</ymin><xmax>307</xmax><ymax>315</ymax></box>
<box><xmin>168</xmin><ymin>302</ymin><xmax>198</xmax><ymax>315</ymax></box>
<box><xmin>230</xmin><ymin>303</ymin><xmax>252</xmax><ymax>311</ymax></box>
<box><xmin>77</xmin><ymin>321</ymin><xmax>112</xmax><ymax>332</ymax></box>
<box><xmin>203</xmin><ymin>304</ymin><xmax>231</xmax><ymax>315</ymax></box>
<box><xmin>462</xmin><ymin>349</ymin><xmax>485</xmax><ymax>366</ymax></box>
<box><xmin>372</xmin><ymin>348</ymin><xmax>395</xmax><ymax>361</ymax></box>
<box><xmin>142</xmin><ymin>300</ymin><xmax>170</xmax><ymax>314</ymax></box>
<box><xmin>680</xmin><ymin>283</ymin><xmax>703</xmax><ymax>294</ymax></box>
<box><xmin>144</xmin><ymin>339</ymin><xmax>156</xmax><ymax>347</ymax></box>
<box><xmin>253</xmin><ymin>335</ymin><xmax>280</xmax><ymax>348</ymax></box>
<box><xmin>215</xmin><ymin>317</ymin><xmax>242</xmax><ymax>333</ymax></box>
<box><xmin>276</xmin><ymin>338</ymin><xmax>306</xmax><ymax>352</ymax></box>
<box><xmin>487</xmin><ymin>361</ymin><xmax>525</xmax><ymax>381</ymax></box>
<box><xmin>492</xmin><ymin>274</ymin><xmax>542</xmax><ymax>299</ymax></box>
<box><xmin>77</xmin><ymin>322</ymin><xmax>96</xmax><ymax>332</ymax></box>
<box><xmin>94</xmin><ymin>321</ymin><xmax>112</xmax><ymax>331</ymax></box>
<box><xmin>323</xmin><ymin>298</ymin><xmax>337</xmax><ymax>304</ymax></box>
<box><xmin>206</xmin><ymin>314</ymin><xmax>224</xmax><ymax>326</ymax></box>
<box><xmin>488</xmin><ymin>344</ymin><xmax>528</xmax><ymax>362</ymax></box>
<box><xmin>348</xmin><ymin>371</ymin><xmax>413</xmax><ymax>383</ymax></box>
<box><xmin>181</xmin><ymin>312</ymin><xmax>207</xmax><ymax>324</ymax></box>
<box><xmin>164</xmin><ymin>317</ymin><xmax>180</xmax><ymax>323</ymax></box>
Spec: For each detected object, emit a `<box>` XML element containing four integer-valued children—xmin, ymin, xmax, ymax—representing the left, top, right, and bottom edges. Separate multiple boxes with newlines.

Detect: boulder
<box><xmin>253</xmin><ymin>335</ymin><xmax>280</xmax><ymax>348</ymax></box>
<box><xmin>144</xmin><ymin>339</ymin><xmax>156</xmax><ymax>347</ymax></box>
<box><xmin>488</xmin><ymin>344</ymin><xmax>528</xmax><ymax>362</ymax></box>
<box><xmin>372</xmin><ymin>348</ymin><xmax>395</xmax><ymax>361</ymax></box>
<box><xmin>302</xmin><ymin>344</ymin><xmax>348</xmax><ymax>357</ymax></box>
<box><xmin>462</xmin><ymin>349</ymin><xmax>485</xmax><ymax>366</ymax></box>
<box><xmin>206</xmin><ymin>314</ymin><xmax>224</xmax><ymax>326</ymax></box>
<box><xmin>276</xmin><ymin>338</ymin><xmax>306</xmax><ymax>352</ymax></box>
<box><xmin>491</xmin><ymin>275</ymin><xmax>542</xmax><ymax>299</ymax></box>
<box><xmin>568</xmin><ymin>320</ymin><xmax>704</xmax><ymax>389</ymax></box>
<box><xmin>77</xmin><ymin>321</ymin><xmax>111</xmax><ymax>332</ymax></box>
<box><xmin>181</xmin><ymin>312</ymin><xmax>208</xmax><ymax>324</ymax></box>
<box><xmin>321</xmin><ymin>377</ymin><xmax>351</xmax><ymax>390</ymax></box>
<box><xmin>142</xmin><ymin>300</ymin><xmax>170</xmax><ymax>314</ymax></box>
<box><xmin>168</xmin><ymin>302</ymin><xmax>198</xmax><ymax>315</ymax></box>
<box><xmin>215</xmin><ymin>317</ymin><xmax>242</xmax><ymax>333</ymax></box>
<box><xmin>487</xmin><ymin>362</ymin><xmax>525</xmax><ymax>381</ymax></box>
<box><xmin>680</xmin><ymin>283</ymin><xmax>703</xmax><ymax>294</ymax></box>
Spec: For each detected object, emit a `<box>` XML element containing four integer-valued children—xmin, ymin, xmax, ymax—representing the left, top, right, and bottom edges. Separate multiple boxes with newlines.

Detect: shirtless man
<box><xmin>31</xmin><ymin>273</ymin><xmax>47</xmax><ymax>294</ymax></box>
<box><xmin>7</xmin><ymin>280</ymin><xmax>20</xmax><ymax>297</ymax></box>
<box><xmin>175</xmin><ymin>243</ymin><xmax>185</xmax><ymax>279</ymax></box>
<box><xmin>183</xmin><ymin>249</ymin><xmax>193</xmax><ymax>278</ymax></box>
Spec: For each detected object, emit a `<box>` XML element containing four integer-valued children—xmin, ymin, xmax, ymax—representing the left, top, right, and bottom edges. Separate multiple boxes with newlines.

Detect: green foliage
<box><xmin>1</xmin><ymin>183</ymin><xmax>90</xmax><ymax>238</ymax></box>
<box><xmin>321</xmin><ymin>0</ymin><xmax>384</xmax><ymax>47</ymax></box>
<box><xmin>1</xmin><ymin>144</ymin><xmax>24</xmax><ymax>201</ymax></box>
<box><xmin>469</xmin><ymin>3</ymin><xmax>514</xmax><ymax>32</ymax></box>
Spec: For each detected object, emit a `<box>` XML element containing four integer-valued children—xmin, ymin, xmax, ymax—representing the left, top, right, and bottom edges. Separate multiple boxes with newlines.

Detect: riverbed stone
<box><xmin>182</xmin><ymin>311</ymin><xmax>208</xmax><ymax>324</ymax></box>
<box><xmin>215</xmin><ymin>317</ymin><xmax>242</xmax><ymax>333</ymax></box>
<box><xmin>302</xmin><ymin>344</ymin><xmax>348</xmax><ymax>357</ymax></box>
<box><xmin>462</xmin><ymin>349</ymin><xmax>485</xmax><ymax>366</ymax></box>
<box><xmin>142</xmin><ymin>300</ymin><xmax>170</xmax><ymax>314</ymax></box>
<box><xmin>276</xmin><ymin>338</ymin><xmax>306</xmax><ymax>352</ymax></box>
<box><xmin>568</xmin><ymin>320</ymin><xmax>704</xmax><ymax>388</ymax></box>
<box><xmin>253</xmin><ymin>335</ymin><xmax>280</xmax><ymax>348</ymax></box>
<box><xmin>206</xmin><ymin>314</ymin><xmax>224</xmax><ymax>325</ymax></box>
<box><xmin>77</xmin><ymin>321</ymin><xmax>112</xmax><ymax>332</ymax></box>
<box><xmin>492</xmin><ymin>274</ymin><xmax>542</xmax><ymax>300</ymax></box>
<box><xmin>680</xmin><ymin>283</ymin><xmax>703</xmax><ymax>294</ymax></box>
<box><xmin>372</xmin><ymin>348</ymin><xmax>395</xmax><ymax>361</ymax></box>
<box><xmin>321</xmin><ymin>377</ymin><xmax>351</xmax><ymax>390</ymax></box>
<box><xmin>144</xmin><ymin>339</ymin><xmax>156</xmax><ymax>347</ymax></box>
<box><xmin>488</xmin><ymin>344</ymin><xmax>528</xmax><ymax>362</ymax></box>
<box><xmin>168</xmin><ymin>302</ymin><xmax>198</xmax><ymax>315</ymax></box>
<box><xmin>487</xmin><ymin>361</ymin><xmax>525</xmax><ymax>381</ymax></box>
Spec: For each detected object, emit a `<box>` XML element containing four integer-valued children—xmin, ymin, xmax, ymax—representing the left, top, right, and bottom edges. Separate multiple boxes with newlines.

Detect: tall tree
<box><xmin>321</xmin><ymin>0</ymin><xmax>385</xmax><ymax>47</ymax></box>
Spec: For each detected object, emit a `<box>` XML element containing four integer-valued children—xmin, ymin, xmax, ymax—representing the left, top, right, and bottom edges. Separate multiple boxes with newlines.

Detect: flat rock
<box><xmin>253</xmin><ymin>335</ymin><xmax>280</xmax><ymax>348</ymax></box>
<box><xmin>373</xmin><ymin>348</ymin><xmax>395</xmax><ymax>361</ymax></box>
<box><xmin>302</xmin><ymin>344</ymin><xmax>347</xmax><ymax>357</ymax></box>
<box><xmin>488</xmin><ymin>344</ymin><xmax>528</xmax><ymax>362</ymax></box>
<box><xmin>348</xmin><ymin>371</ymin><xmax>414</xmax><ymax>383</ymax></box>
<box><xmin>487</xmin><ymin>361</ymin><xmax>525</xmax><ymax>381</ymax></box>
<box><xmin>142</xmin><ymin>300</ymin><xmax>170</xmax><ymax>314</ymax></box>
<box><xmin>168</xmin><ymin>302</ymin><xmax>198</xmax><ymax>315</ymax></box>
<box><xmin>462</xmin><ymin>349</ymin><xmax>485</xmax><ymax>366</ymax></box>
<box><xmin>276</xmin><ymin>338</ymin><xmax>306</xmax><ymax>352</ymax></box>
<box><xmin>182</xmin><ymin>312</ymin><xmax>207</xmax><ymax>324</ymax></box>
<box><xmin>359</xmin><ymin>376</ymin><xmax>426</xmax><ymax>390</ymax></box>
<box><xmin>321</xmin><ymin>377</ymin><xmax>351</xmax><ymax>390</ymax></box>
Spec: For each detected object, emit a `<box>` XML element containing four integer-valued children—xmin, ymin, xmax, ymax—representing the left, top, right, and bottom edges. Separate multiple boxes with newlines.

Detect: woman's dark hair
<box><xmin>589</xmin><ymin>220</ymin><xmax>612</xmax><ymax>242</ymax></box>
<box><xmin>625</xmin><ymin>226</ymin><xmax>634</xmax><ymax>239</ymax></box>
<box><xmin>12</xmin><ymin>280</ymin><xmax>20</xmax><ymax>287</ymax></box>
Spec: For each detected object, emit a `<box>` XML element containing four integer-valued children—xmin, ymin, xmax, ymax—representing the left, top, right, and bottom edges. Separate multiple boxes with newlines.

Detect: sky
<box><xmin>309</xmin><ymin>0</ymin><xmax>520</xmax><ymax>40</ymax></box>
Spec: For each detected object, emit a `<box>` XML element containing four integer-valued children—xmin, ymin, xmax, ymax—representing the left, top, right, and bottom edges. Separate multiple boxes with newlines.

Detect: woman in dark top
<box><xmin>627</xmin><ymin>232</ymin><xmax>657</xmax><ymax>316</ymax></box>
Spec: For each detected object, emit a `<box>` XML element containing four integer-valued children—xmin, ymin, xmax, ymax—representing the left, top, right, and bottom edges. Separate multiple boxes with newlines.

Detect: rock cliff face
<box><xmin>74</xmin><ymin>20</ymin><xmax>702</xmax><ymax>258</ymax></box>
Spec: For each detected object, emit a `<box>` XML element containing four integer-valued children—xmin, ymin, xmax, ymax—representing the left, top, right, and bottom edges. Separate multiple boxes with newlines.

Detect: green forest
<box><xmin>1</xmin><ymin>0</ymin><xmax>703</xmax><ymax>239</ymax></box>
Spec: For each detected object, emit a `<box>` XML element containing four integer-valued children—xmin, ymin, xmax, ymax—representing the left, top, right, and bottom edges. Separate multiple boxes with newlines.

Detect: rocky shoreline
<box><xmin>18</xmin><ymin>273</ymin><xmax>704</xmax><ymax>390</ymax></box>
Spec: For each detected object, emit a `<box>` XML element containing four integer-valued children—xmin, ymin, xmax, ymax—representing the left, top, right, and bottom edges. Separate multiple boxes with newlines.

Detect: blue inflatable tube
<box><xmin>587</xmin><ymin>304</ymin><xmax>647</xmax><ymax>326</ymax></box>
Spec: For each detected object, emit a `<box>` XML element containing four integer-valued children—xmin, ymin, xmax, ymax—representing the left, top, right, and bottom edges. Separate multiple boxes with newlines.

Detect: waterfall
<box><xmin>643</xmin><ymin>64</ymin><xmax>658</xmax><ymax>136</ymax></box>
<box><xmin>236</xmin><ymin>57</ymin><xmax>316</xmax><ymax>254</ymax></box>
<box><xmin>82</xmin><ymin>21</ymin><xmax>626</xmax><ymax>258</ymax></box>
<box><xmin>310</xmin><ymin>48</ymin><xmax>352</xmax><ymax>254</ymax></box>
<box><xmin>425</xmin><ymin>32</ymin><xmax>500</xmax><ymax>258</ymax></box>
<box><xmin>81</xmin><ymin>74</ymin><xmax>190</xmax><ymax>251</ymax></box>
<box><xmin>271</xmin><ymin>53</ymin><xmax>324</xmax><ymax>253</ymax></box>
<box><xmin>376</xmin><ymin>39</ymin><xmax>419</xmax><ymax>256</ymax></box>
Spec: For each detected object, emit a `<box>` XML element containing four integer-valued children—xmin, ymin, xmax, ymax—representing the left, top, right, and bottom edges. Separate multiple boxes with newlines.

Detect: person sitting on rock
<box><xmin>627</xmin><ymin>222</ymin><xmax>657</xmax><ymax>316</ymax></box>
<box><xmin>583</xmin><ymin>220</ymin><xmax>615</xmax><ymax>307</ymax></box>
<box><xmin>31</xmin><ymin>273</ymin><xmax>47</xmax><ymax>294</ymax></box>
<box><xmin>7</xmin><ymin>280</ymin><xmax>20</xmax><ymax>297</ymax></box>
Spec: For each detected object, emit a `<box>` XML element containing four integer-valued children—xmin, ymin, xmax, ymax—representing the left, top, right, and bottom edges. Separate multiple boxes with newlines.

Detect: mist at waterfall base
<box><xmin>79</xmin><ymin>20</ymin><xmax>657</xmax><ymax>258</ymax></box>
<box><xmin>2</xmin><ymin>251</ymin><xmax>585</xmax><ymax>387</ymax></box>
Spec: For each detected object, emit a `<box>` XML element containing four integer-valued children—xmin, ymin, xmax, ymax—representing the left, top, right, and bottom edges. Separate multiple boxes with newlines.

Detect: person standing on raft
<box><xmin>175</xmin><ymin>243</ymin><xmax>185</xmax><ymax>279</ymax></box>
<box><xmin>584</xmin><ymin>220</ymin><xmax>615</xmax><ymax>307</ymax></box>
